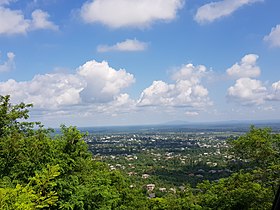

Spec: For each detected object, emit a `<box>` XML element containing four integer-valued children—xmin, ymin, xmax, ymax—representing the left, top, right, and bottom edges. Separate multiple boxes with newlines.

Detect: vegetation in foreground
<box><xmin>0</xmin><ymin>95</ymin><xmax>279</xmax><ymax>209</ymax></box>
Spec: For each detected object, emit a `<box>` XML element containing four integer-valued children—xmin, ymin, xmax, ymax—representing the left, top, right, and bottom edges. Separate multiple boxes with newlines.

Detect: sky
<box><xmin>0</xmin><ymin>0</ymin><xmax>280</xmax><ymax>127</ymax></box>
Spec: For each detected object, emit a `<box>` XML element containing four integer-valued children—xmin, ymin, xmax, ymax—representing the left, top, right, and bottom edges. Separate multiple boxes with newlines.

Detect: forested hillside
<box><xmin>0</xmin><ymin>95</ymin><xmax>279</xmax><ymax>209</ymax></box>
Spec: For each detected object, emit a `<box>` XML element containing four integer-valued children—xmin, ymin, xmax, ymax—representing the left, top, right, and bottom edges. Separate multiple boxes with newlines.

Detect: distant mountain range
<box><xmin>74</xmin><ymin>119</ymin><xmax>280</xmax><ymax>134</ymax></box>
<box><xmin>163</xmin><ymin>119</ymin><xmax>280</xmax><ymax>126</ymax></box>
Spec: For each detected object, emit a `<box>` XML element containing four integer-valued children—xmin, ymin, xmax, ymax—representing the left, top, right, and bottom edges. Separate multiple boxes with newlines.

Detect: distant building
<box><xmin>209</xmin><ymin>170</ymin><xmax>217</xmax><ymax>174</ymax></box>
<box><xmin>128</xmin><ymin>172</ymin><xmax>136</xmax><ymax>176</ymax></box>
<box><xmin>146</xmin><ymin>184</ymin><xmax>155</xmax><ymax>191</ymax></box>
<box><xmin>169</xmin><ymin>188</ymin><xmax>176</xmax><ymax>193</ymax></box>
<box><xmin>178</xmin><ymin>186</ymin><xmax>185</xmax><ymax>191</ymax></box>
<box><xmin>142</xmin><ymin>174</ymin><xmax>150</xmax><ymax>179</ymax></box>
<box><xmin>159</xmin><ymin>187</ymin><xmax>167</xmax><ymax>192</ymax></box>
<box><xmin>109</xmin><ymin>165</ymin><xmax>116</xmax><ymax>171</ymax></box>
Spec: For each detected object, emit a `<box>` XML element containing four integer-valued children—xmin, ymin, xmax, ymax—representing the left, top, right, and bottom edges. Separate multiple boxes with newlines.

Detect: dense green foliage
<box><xmin>0</xmin><ymin>95</ymin><xmax>147</xmax><ymax>209</ymax></box>
<box><xmin>0</xmin><ymin>95</ymin><xmax>279</xmax><ymax>209</ymax></box>
<box><xmin>230</xmin><ymin>126</ymin><xmax>280</xmax><ymax>193</ymax></box>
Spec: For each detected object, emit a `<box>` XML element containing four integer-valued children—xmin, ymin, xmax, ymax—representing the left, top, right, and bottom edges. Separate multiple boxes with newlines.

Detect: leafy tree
<box><xmin>1</xmin><ymin>95</ymin><xmax>279</xmax><ymax>209</ymax></box>
<box><xmin>0</xmin><ymin>184</ymin><xmax>36</xmax><ymax>210</ymax></box>
<box><xmin>29</xmin><ymin>165</ymin><xmax>60</xmax><ymax>209</ymax></box>
<box><xmin>197</xmin><ymin>172</ymin><xmax>273</xmax><ymax>210</ymax></box>
<box><xmin>0</xmin><ymin>95</ymin><xmax>35</xmax><ymax>137</ymax></box>
<box><xmin>230</xmin><ymin>126</ymin><xmax>279</xmax><ymax>167</ymax></box>
<box><xmin>194</xmin><ymin>126</ymin><xmax>280</xmax><ymax>209</ymax></box>
<box><xmin>0</xmin><ymin>95</ymin><xmax>148</xmax><ymax>209</ymax></box>
<box><xmin>229</xmin><ymin>126</ymin><xmax>280</xmax><ymax>194</ymax></box>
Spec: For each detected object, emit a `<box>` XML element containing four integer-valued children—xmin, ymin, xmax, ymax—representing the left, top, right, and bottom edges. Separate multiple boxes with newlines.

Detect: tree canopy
<box><xmin>0</xmin><ymin>95</ymin><xmax>279</xmax><ymax>209</ymax></box>
<box><xmin>0</xmin><ymin>95</ymin><xmax>147</xmax><ymax>209</ymax></box>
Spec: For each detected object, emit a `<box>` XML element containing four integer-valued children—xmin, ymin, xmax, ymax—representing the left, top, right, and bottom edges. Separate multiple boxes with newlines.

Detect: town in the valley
<box><xmin>84</xmin><ymin>126</ymin><xmax>247</xmax><ymax>198</ymax></box>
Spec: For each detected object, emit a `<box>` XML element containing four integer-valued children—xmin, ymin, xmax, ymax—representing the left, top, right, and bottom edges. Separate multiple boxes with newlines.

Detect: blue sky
<box><xmin>0</xmin><ymin>0</ymin><xmax>280</xmax><ymax>127</ymax></box>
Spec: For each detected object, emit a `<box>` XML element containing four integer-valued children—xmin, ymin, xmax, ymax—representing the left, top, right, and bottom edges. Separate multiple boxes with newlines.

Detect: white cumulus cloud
<box><xmin>138</xmin><ymin>63</ymin><xmax>212</xmax><ymax>108</ymax></box>
<box><xmin>267</xmin><ymin>81</ymin><xmax>280</xmax><ymax>101</ymax></box>
<box><xmin>227</xmin><ymin>77</ymin><xmax>267</xmax><ymax>105</ymax></box>
<box><xmin>226</xmin><ymin>55</ymin><xmax>280</xmax><ymax>106</ymax></box>
<box><xmin>80</xmin><ymin>0</ymin><xmax>184</xmax><ymax>28</ymax></box>
<box><xmin>226</xmin><ymin>54</ymin><xmax>261</xmax><ymax>78</ymax></box>
<box><xmin>194</xmin><ymin>0</ymin><xmax>262</xmax><ymax>24</ymax></box>
<box><xmin>172</xmin><ymin>63</ymin><xmax>207</xmax><ymax>81</ymax></box>
<box><xmin>0</xmin><ymin>7</ymin><xmax>30</xmax><ymax>35</ymax></box>
<box><xmin>0</xmin><ymin>73</ymin><xmax>84</xmax><ymax>109</ymax></box>
<box><xmin>30</xmin><ymin>9</ymin><xmax>58</xmax><ymax>31</ymax></box>
<box><xmin>77</xmin><ymin>60</ymin><xmax>135</xmax><ymax>103</ymax></box>
<box><xmin>0</xmin><ymin>60</ymin><xmax>135</xmax><ymax>111</ymax></box>
<box><xmin>97</xmin><ymin>39</ymin><xmax>148</xmax><ymax>52</ymax></box>
<box><xmin>0</xmin><ymin>6</ymin><xmax>58</xmax><ymax>35</ymax></box>
<box><xmin>264</xmin><ymin>24</ymin><xmax>280</xmax><ymax>48</ymax></box>
<box><xmin>94</xmin><ymin>93</ymin><xmax>136</xmax><ymax>116</ymax></box>
<box><xmin>0</xmin><ymin>52</ymin><xmax>15</xmax><ymax>72</ymax></box>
